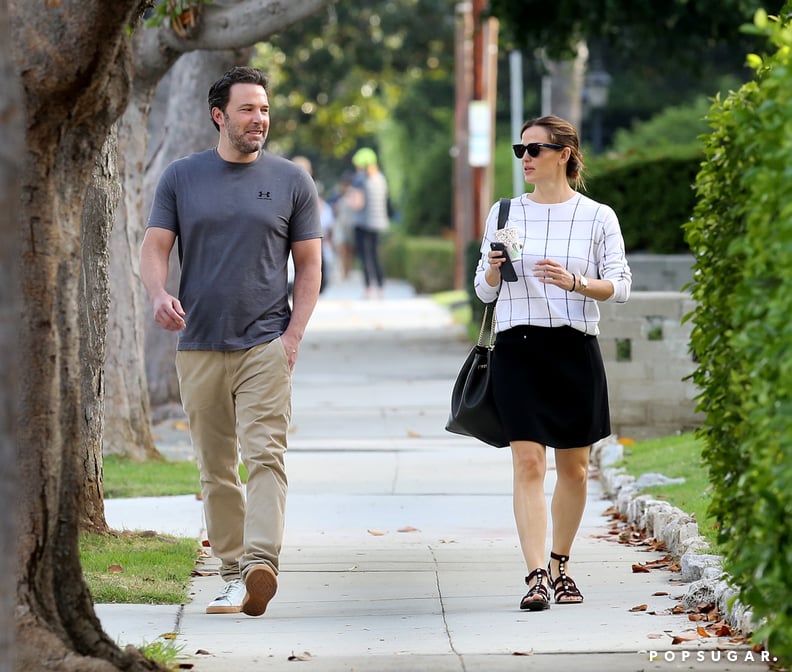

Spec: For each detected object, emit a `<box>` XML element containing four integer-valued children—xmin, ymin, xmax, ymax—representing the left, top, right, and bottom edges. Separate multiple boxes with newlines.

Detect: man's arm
<box><xmin>282</xmin><ymin>237</ymin><xmax>322</xmax><ymax>369</ymax></box>
<box><xmin>139</xmin><ymin>227</ymin><xmax>186</xmax><ymax>331</ymax></box>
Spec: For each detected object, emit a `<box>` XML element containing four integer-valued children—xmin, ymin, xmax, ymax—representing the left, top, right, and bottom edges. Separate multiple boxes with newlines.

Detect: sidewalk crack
<box><xmin>429</xmin><ymin>546</ymin><xmax>467</xmax><ymax>672</ymax></box>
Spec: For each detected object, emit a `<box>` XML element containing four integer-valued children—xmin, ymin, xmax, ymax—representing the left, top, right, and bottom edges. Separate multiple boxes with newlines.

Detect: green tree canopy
<box><xmin>256</xmin><ymin>0</ymin><xmax>455</xmax><ymax>170</ymax></box>
<box><xmin>488</xmin><ymin>0</ymin><xmax>781</xmax><ymax>61</ymax></box>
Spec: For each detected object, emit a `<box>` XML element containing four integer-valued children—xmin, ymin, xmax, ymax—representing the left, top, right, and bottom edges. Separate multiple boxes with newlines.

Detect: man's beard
<box><xmin>227</xmin><ymin>120</ymin><xmax>267</xmax><ymax>154</ymax></box>
<box><xmin>231</xmin><ymin>131</ymin><xmax>265</xmax><ymax>154</ymax></box>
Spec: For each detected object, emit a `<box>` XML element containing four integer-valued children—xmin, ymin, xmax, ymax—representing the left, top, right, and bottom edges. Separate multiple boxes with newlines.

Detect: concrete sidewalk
<box><xmin>99</xmin><ymin>275</ymin><xmax>772</xmax><ymax>671</ymax></box>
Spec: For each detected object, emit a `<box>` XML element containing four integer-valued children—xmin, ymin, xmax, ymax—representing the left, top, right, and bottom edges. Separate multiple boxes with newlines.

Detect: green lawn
<box><xmin>102</xmin><ymin>454</ymin><xmax>248</xmax><ymax>498</ymax></box>
<box><xmin>616</xmin><ymin>432</ymin><xmax>720</xmax><ymax>549</ymax></box>
<box><xmin>80</xmin><ymin>531</ymin><xmax>199</xmax><ymax>604</ymax></box>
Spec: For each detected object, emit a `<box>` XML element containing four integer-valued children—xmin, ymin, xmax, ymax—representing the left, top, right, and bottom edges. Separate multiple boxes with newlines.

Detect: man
<box><xmin>140</xmin><ymin>66</ymin><xmax>322</xmax><ymax>616</ymax></box>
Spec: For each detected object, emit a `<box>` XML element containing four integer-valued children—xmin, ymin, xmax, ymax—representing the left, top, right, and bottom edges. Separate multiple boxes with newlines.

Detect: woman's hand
<box><xmin>533</xmin><ymin>259</ymin><xmax>575</xmax><ymax>292</ymax></box>
<box><xmin>485</xmin><ymin>248</ymin><xmax>506</xmax><ymax>286</ymax></box>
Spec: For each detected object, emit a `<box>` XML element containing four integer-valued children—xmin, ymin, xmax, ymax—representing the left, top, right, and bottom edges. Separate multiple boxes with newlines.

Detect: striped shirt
<box><xmin>474</xmin><ymin>192</ymin><xmax>632</xmax><ymax>336</ymax></box>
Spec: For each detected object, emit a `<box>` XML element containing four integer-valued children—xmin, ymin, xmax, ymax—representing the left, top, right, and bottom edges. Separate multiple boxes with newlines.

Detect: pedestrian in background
<box><xmin>328</xmin><ymin>171</ymin><xmax>359</xmax><ymax>280</ymax></box>
<box><xmin>292</xmin><ymin>155</ymin><xmax>335</xmax><ymax>293</ymax></box>
<box><xmin>350</xmin><ymin>147</ymin><xmax>389</xmax><ymax>299</ymax></box>
<box><xmin>140</xmin><ymin>66</ymin><xmax>322</xmax><ymax>617</ymax></box>
<box><xmin>474</xmin><ymin>115</ymin><xmax>631</xmax><ymax>611</ymax></box>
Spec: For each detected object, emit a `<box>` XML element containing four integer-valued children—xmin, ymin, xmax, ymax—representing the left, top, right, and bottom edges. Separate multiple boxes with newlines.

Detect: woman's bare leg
<box><xmin>549</xmin><ymin>445</ymin><xmax>590</xmax><ymax>601</ymax></box>
<box><xmin>511</xmin><ymin>441</ymin><xmax>548</xmax><ymax>602</ymax></box>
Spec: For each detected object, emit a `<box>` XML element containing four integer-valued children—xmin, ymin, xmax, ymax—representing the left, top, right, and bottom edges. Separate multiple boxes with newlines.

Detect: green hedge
<box><xmin>403</xmin><ymin>237</ymin><xmax>455</xmax><ymax>294</ymax></box>
<box><xmin>685</xmin><ymin>7</ymin><xmax>792</xmax><ymax>664</ymax></box>
<box><xmin>585</xmin><ymin>152</ymin><xmax>701</xmax><ymax>253</ymax></box>
<box><xmin>380</xmin><ymin>232</ymin><xmax>408</xmax><ymax>279</ymax></box>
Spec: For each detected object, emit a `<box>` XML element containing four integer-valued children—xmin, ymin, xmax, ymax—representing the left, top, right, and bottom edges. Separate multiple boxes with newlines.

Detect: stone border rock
<box><xmin>591</xmin><ymin>435</ymin><xmax>757</xmax><ymax>635</ymax></box>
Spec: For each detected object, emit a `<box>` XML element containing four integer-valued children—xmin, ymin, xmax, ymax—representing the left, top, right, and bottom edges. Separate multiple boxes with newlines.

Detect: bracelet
<box><xmin>568</xmin><ymin>273</ymin><xmax>576</xmax><ymax>292</ymax></box>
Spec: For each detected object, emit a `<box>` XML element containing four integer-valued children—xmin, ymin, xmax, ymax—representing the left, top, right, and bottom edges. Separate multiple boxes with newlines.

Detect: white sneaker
<box><xmin>206</xmin><ymin>578</ymin><xmax>246</xmax><ymax>614</ymax></box>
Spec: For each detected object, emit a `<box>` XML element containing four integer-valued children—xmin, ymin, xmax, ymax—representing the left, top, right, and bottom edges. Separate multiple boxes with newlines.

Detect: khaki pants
<box><xmin>176</xmin><ymin>339</ymin><xmax>291</xmax><ymax>581</ymax></box>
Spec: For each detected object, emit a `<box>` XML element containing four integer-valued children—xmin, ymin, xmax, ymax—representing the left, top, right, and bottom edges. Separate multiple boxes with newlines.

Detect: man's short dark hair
<box><xmin>207</xmin><ymin>66</ymin><xmax>269</xmax><ymax>131</ymax></box>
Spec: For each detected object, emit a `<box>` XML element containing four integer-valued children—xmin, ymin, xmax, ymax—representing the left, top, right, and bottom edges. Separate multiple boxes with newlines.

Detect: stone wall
<box><xmin>598</xmin><ymin>291</ymin><xmax>702</xmax><ymax>440</ymax></box>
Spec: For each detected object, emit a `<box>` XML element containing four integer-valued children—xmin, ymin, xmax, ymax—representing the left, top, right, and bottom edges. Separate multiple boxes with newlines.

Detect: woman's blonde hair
<box><xmin>521</xmin><ymin>115</ymin><xmax>586</xmax><ymax>191</ymax></box>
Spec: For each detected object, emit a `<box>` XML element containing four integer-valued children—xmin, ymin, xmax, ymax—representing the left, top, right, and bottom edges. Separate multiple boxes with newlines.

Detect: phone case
<box><xmin>490</xmin><ymin>242</ymin><xmax>518</xmax><ymax>282</ymax></box>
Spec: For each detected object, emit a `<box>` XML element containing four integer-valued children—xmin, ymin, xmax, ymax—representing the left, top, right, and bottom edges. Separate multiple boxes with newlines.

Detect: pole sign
<box><xmin>468</xmin><ymin>100</ymin><xmax>490</xmax><ymax>167</ymax></box>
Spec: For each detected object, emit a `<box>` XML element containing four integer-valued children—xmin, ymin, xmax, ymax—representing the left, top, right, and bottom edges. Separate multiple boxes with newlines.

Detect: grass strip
<box><xmin>80</xmin><ymin>531</ymin><xmax>199</xmax><ymax>604</ymax></box>
<box><xmin>616</xmin><ymin>432</ymin><xmax>721</xmax><ymax>550</ymax></box>
<box><xmin>102</xmin><ymin>455</ymin><xmax>201</xmax><ymax>499</ymax></box>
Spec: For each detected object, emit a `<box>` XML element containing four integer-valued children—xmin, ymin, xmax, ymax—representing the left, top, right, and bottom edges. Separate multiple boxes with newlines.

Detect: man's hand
<box><xmin>153</xmin><ymin>293</ymin><xmax>186</xmax><ymax>331</ymax></box>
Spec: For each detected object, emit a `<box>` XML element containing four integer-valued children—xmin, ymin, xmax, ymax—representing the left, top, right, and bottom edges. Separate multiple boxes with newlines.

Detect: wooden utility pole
<box><xmin>453</xmin><ymin>0</ymin><xmax>498</xmax><ymax>290</ymax></box>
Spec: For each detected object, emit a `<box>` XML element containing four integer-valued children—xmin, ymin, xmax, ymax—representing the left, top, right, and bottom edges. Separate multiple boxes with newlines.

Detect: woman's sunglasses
<box><xmin>512</xmin><ymin>142</ymin><xmax>564</xmax><ymax>159</ymax></box>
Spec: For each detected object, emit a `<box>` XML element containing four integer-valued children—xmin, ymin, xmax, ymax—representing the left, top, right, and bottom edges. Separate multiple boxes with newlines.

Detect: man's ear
<box><xmin>211</xmin><ymin>107</ymin><xmax>224</xmax><ymax>128</ymax></box>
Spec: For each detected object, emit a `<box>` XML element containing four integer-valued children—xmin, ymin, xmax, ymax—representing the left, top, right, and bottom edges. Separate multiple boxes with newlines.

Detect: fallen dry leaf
<box><xmin>288</xmin><ymin>651</ymin><xmax>313</xmax><ymax>661</ymax></box>
<box><xmin>162</xmin><ymin>632</ymin><xmax>177</xmax><ymax>640</ymax></box>
<box><xmin>367</xmin><ymin>529</ymin><xmax>386</xmax><ymax>536</ymax></box>
<box><xmin>194</xmin><ymin>649</ymin><xmax>210</xmax><ymax>655</ymax></box>
<box><xmin>670</xmin><ymin>631</ymin><xmax>701</xmax><ymax>644</ymax></box>
<box><xmin>511</xmin><ymin>650</ymin><xmax>534</xmax><ymax>656</ymax></box>
<box><xmin>406</xmin><ymin>430</ymin><xmax>421</xmax><ymax>438</ymax></box>
<box><xmin>646</xmin><ymin>633</ymin><xmax>665</xmax><ymax>639</ymax></box>
<box><xmin>652</xmin><ymin>591</ymin><xmax>669</xmax><ymax>596</ymax></box>
<box><xmin>630</xmin><ymin>604</ymin><xmax>648</xmax><ymax>612</ymax></box>
<box><xmin>398</xmin><ymin>526</ymin><xmax>420</xmax><ymax>533</ymax></box>
<box><xmin>696</xmin><ymin>625</ymin><xmax>711</xmax><ymax>638</ymax></box>
<box><xmin>108</xmin><ymin>565</ymin><xmax>123</xmax><ymax>573</ymax></box>
<box><xmin>632</xmin><ymin>564</ymin><xmax>651</xmax><ymax>573</ymax></box>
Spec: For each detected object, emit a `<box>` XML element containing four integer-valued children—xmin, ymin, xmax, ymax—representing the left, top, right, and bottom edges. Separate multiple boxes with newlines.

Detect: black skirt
<box><xmin>491</xmin><ymin>325</ymin><xmax>610</xmax><ymax>448</ymax></box>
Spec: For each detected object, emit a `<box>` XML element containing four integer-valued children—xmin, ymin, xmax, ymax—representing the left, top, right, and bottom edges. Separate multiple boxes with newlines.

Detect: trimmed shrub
<box><xmin>380</xmin><ymin>231</ymin><xmax>407</xmax><ymax>280</ymax></box>
<box><xmin>403</xmin><ymin>237</ymin><xmax>455</xmax><ymax>294</ymax></box>
<box><xmin>685</xmin><ymin>7</ymin><xmax>792</xmax><ymax>664</ymax></box>
<box><xmin>585</xmin><ymin>152</ymin><xmax>701</xmax><ymax>253</ymax></box>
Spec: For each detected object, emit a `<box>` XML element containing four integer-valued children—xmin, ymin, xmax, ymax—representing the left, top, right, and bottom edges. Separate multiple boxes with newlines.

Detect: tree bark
<box><xmin>0</xmin><ymin>2</ymin><xmax>22</xmax><ymax>670</ymax></box>
<box><xmin>10</xmin><ymin>1</ymin><xmax>169</xmax><ymax>668</ymax></box>
<box><xmin>80</xmin><ymin>131</ymin><xmax>119</xmax><ymax>533</ymax></box>
<box><xmin>540</xmin><ymin>42</ymin><xmax>587</xmax><ymax>131</ymax></box>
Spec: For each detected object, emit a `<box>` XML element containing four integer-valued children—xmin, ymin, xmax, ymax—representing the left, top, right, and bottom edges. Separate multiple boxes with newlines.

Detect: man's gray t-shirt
<box><xmin>147</xmin><ymin>148</ymin><xmax>322</xmax><ymax>351</ymax></box>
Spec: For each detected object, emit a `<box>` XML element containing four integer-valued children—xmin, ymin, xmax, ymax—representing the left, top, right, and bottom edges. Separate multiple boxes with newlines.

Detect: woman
<box><xmin>474</xmin><ymin>115</ymin><xmax>631</xmax><ymax>611</ymax></box>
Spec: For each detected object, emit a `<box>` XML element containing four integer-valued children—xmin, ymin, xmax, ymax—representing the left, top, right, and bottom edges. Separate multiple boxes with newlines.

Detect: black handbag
<box><xmin>445</xmin><ymin>198</ymin><xmax>511</xmax><ymax>448</ymax></box>
<box><xmin>445</xmin><ymin>304</ymin><xmax>509</xmax><ymax>447</ymax></box>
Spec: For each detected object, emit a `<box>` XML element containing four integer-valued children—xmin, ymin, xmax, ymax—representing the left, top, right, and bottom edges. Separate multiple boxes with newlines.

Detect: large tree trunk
<box><xmin>80</xmin><ymin>131</ymin><xmax>120</xmax><ymax>533</ymax></box>
<box><xmin>103</xmin><ymin>0</ymin><xmax>335</xmax><ymax>457</ymax></box>
<box><xmin>102</xmin><ymin>99</ymin><xmax>160</xmax><ymax>461</ymax></box>
<box><xmin>0</xmin><ymin>2</ymin><xmax>22</xmax><ymax>669</ymax></box>
<box><xmin>10</xmin><ymin>1</ymin><xmax>168</xmax><ymax>668</ymax></box>
<box><xmin>540</xmin><ymin>42</ymin><xmax>587</xmax><ymax>131</ymax></box>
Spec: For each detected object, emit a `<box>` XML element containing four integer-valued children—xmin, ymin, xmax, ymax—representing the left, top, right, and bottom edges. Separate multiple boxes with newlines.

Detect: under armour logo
<box><xmin>257</xmin><ymin>191</ymin><xmax>272</xmax><ymax>200</ymax></box>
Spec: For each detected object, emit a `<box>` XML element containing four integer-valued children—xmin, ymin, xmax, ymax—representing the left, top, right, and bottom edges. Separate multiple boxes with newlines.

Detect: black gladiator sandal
<box><xmin>547</xmin><ymin>551</ymin><xmax>584</xmax><ymax>604</ymax></box>
<box><xmin>519</xmin><ymin>568</ymin><xmax>551</xmax><ymax>611</ymax></box>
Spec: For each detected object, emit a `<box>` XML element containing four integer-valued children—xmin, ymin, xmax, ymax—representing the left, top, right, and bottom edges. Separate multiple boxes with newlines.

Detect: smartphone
<box><xmin>490</xmin><ymin>242</ymin><xmax>518</xmax><ymax>282</ymax></box>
